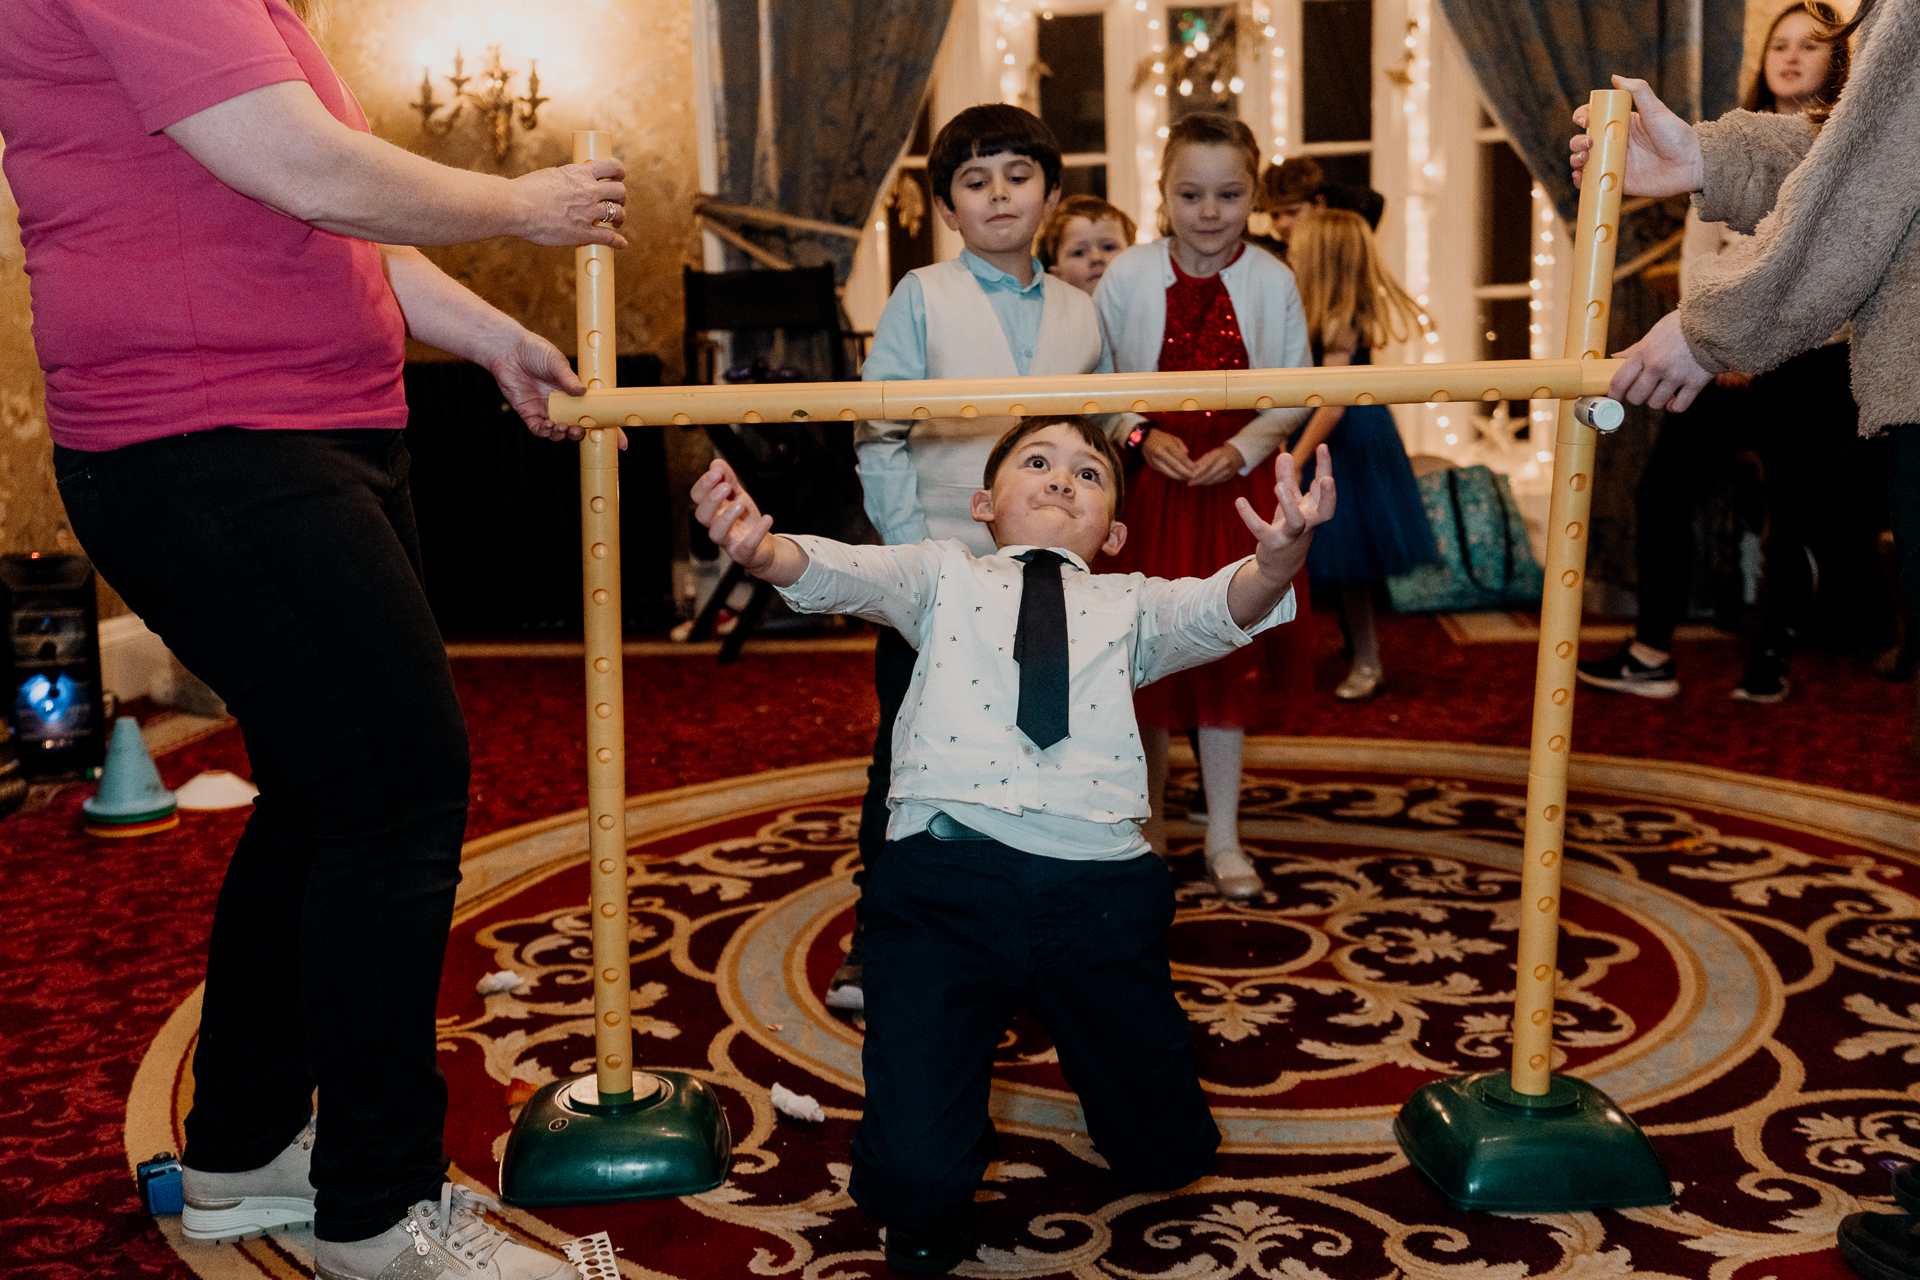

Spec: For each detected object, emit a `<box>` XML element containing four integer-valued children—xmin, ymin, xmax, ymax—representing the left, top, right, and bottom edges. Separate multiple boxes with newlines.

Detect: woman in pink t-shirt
<box><xmin>0</xmin><ymin>1</ymin><xmax>620</xmax><ymax>1275</ymax></box>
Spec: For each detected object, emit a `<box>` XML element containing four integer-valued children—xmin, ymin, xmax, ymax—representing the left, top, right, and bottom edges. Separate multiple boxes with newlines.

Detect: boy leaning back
<box><xmin>836</xmin><ymin>104</ymin><xmax>1115</xmax><ymax>1012</ymax></box>
<box><xmin>693</xmin><ymin>417</ymin><xmax>1335</xmax><ymax>1276</ymax></box>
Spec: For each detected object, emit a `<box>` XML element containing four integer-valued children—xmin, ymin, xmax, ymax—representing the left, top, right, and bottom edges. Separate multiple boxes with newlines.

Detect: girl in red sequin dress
<box><xmin>1093</xmin><ymin>113</ymin><xmax>1315</xmax><ymax>900</ymax></box>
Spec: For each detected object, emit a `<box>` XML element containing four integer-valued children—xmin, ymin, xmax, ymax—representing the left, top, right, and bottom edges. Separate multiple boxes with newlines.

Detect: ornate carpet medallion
<box><xmin>129</xmin><ymin>741</ymin><xmax>1920</xmax><ymax>1279</ymax></box>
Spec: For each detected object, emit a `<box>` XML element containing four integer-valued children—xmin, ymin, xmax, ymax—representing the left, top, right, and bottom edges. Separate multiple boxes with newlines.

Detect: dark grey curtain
<box><xmin>1435</xmin><ymin>0</ymin><xmax>1746</xmax><ymax>225</ymax></box>
<box><xmin>712</xmin><ymin>0</ymin><xmax>953</xmax><ymax>282</ymax></box>
<box><xmin>1435</xmin><ymin>0</ymin><xmax>1746</xmax><ymax>607</ymax></box>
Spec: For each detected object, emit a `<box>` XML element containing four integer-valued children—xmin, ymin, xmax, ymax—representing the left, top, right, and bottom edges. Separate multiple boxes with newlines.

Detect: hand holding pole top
<box><xmin>1509</xmin><ymin>87</ymin><xmax>1632</xmax><ymax>1097</ymax></box>
<box><xmin>572</xmin><ymin>129</ymin><xmax>637</xmax><ymax>1107</ymax></box>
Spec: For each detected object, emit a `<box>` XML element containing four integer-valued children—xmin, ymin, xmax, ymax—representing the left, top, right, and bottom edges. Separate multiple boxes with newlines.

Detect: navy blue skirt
<box><xmin>1298</xmin><ymin>403</ymin><xmax>1439</xmax><ymax>587</ymax></box>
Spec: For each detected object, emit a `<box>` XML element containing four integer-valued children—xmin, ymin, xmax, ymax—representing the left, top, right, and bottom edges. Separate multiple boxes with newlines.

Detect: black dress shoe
<box><xmin>1840</xmin><ymin>1210</ymin><xmax>1920</xmax><ymax>1280</ymax></box>
<box><xmin>885</xmin><ymin>1208</ymin><xmax>975</xmax><ymax>1276</ymax></box>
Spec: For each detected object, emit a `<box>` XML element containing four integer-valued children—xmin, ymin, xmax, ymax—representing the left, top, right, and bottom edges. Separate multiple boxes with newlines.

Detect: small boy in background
<box><xmin>836</xmin><ymin>104</ymin><xmax>1116</xmax><ymax>1012</ymax></box>
<box><xmin>694</xmin><ymin>416</ymin><xmax>1335</xmax><ymax>1274</ymax></box>
<box><xmin>1037</xmin><ymin>194</ymin><xmax>1137</xmax><ymax>294</ymax></box>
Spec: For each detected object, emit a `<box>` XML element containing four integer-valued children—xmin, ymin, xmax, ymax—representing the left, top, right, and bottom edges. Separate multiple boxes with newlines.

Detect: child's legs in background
<box><xmin>1634</xmin><ymin>384</ymin><xmax>1743</xmax><ymax>654</ymax></box>
<box><xmin>1342</xmin><ymin>585</ymin><xmax>1380</xmax><ymax>672</ymax></box>
<box><xmin>854</xmin><ymin>627</ymin><xmax>919</xmax><ymax>925</ymax></box>
<box><xmin>1025</xmin><ymin>850</ymin><xmax>1219</xmax><ymax>1188</ymax></box>
<box><xmin>1196</xmin><ymin>727</ymin><xmax>1255</xmax><ymax>876</ymax></box>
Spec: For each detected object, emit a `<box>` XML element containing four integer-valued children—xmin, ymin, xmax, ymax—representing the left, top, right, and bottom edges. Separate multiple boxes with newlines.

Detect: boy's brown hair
<box><xmin>1258</xmin><ymin>155</ymin><xmax>1324</xmax><ymax>210</ymax></box>
<box><xmin>928</xmin><ymin>104</ymin><xmax>1063</xmax><ymax>209</ymax></box>
<box><xmin>1035</xmin><ymin>196</ymin><xmax>1139</xmax><ymax>268</ymax></box>
<box><xmin>983</xmin><ymin>416</ymin><xmax>1126</xmax><ymax>512</ymax></box>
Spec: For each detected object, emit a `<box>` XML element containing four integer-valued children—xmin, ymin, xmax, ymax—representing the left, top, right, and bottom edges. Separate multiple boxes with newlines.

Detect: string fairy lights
<box><xmin>991</xmin><ymin>3</ymin><xmax>1038</xmax><ymax>110</ymax></box>
<box><xmin>1527</xmin><ymin>181</ymin><xmax>1559</xmax><ymax>455</ymax></box>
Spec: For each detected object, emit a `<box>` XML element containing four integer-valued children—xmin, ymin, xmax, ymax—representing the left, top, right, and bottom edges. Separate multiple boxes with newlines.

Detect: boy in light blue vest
<box><xmin>834</xmin><ymin>104</ymin><xmax>1118</xmax><ymax>1010</ymax></box>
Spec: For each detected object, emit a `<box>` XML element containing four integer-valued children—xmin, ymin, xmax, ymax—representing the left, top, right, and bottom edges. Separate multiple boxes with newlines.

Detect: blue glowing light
<box><xmin>17</xmin><ymin>672</ymin><xmax>81</xmax><ymax>729</ymax></box>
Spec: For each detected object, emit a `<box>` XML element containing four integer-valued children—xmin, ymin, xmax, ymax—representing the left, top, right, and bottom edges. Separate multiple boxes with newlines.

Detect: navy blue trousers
<box><xmin>55</xmin><ymin>429</ymin><xmax>468</xmax><ymax>1241</ymax></box>
<box><xmin>849</xmin><ymin>832</ymin><xmax>1218</xmax><ymax>1229</ymax></box>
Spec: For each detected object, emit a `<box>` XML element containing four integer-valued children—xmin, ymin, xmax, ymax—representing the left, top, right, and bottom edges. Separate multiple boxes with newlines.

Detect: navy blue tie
<box><xmin>1014</xmin><ymin>550</ymin><xmax>1070</xmax><ymax>749</ymax></box>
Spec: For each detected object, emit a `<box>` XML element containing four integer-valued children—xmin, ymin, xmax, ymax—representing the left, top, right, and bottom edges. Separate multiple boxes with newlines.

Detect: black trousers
<box><xmin>853</xmin><ymin>626</ymin><xmax>919</xmax><ymax>913</ymax></box>
<box><xmin>55</xmin><ymin>429</ymin><xmax>469</xmax><ymax>1242</ymax></box>
<box><xmin>1633</xmin><ymin>344</ymin><xmax>1856</xmax><ymax>652</ymax></box>
<box><xmin>848</xmin><ymin>832</ymin><xmax>1219</xmax><ymax>1228</ymax></box>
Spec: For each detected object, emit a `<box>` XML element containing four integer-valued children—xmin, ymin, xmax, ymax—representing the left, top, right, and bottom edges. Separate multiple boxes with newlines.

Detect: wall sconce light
<box><xmin>411</xmin><ymin>45</ymin><xmax>548</xmax><ymax>162</ymax></box>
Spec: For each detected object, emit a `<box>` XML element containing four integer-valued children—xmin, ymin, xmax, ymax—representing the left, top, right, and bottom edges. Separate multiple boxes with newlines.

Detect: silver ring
<box><xmin>602</xmin><ymin>200</ymin><xmax>618</xmax><ymax>224</ymax></box>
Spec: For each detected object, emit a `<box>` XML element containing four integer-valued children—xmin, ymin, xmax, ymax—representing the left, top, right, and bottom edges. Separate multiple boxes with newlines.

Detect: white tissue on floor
<box><xmin>174</xmin><ymin>770</ymin><xmax>260</xmax><ymax>811</ymax></box>
<box><xmin>476</xmin><ymin>970</ymin><xmax>528</xmax><ymax>996</ymax></box>
<box><xmin>771</xmin><ymin>1083</ymin><xmax>826</xmax><ymax>1122</ymax></box>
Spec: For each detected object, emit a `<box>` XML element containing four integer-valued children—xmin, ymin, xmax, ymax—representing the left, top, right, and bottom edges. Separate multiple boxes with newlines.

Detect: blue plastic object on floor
<box><xmin>82</xmin><ymin>717</ymin><xmax>177</xmax><ymax>827</ymax></box>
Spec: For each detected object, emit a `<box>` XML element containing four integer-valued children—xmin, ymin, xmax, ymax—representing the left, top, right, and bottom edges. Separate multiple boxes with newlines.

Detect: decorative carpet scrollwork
<box><xmin>130</xmin><ymin>745</ymin><xmax>1920</xmax><ymax>1278</ymax></box>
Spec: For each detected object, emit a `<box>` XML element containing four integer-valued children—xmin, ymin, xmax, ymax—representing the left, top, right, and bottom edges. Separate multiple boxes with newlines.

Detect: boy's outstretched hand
<box><xmin>1225</xmin><ymin>445</ymin><xmax>1335</xmax><ymax>629</ymax></box>
<box><xmin>690</xmin><ymin>459</ymin><xmax>809</xmax><ymax>588</ymax></box>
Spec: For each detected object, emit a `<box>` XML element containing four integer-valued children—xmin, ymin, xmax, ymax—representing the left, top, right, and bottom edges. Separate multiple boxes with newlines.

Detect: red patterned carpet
<box><xmin>4</xmin><ymin>609</ymin><xmax>1917</xmax><ymax>1279</ymax></box>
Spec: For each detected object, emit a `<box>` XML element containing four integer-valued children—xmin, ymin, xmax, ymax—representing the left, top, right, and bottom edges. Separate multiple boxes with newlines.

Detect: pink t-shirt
<box><xmin>0</xmin><ymin>0</ymin><xmax>408</xmax><ymax>450</ymax></box>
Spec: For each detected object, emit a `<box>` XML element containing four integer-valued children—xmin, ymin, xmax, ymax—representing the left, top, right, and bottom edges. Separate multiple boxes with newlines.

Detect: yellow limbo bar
<box><xmin>549</xmin><ymin>357</ymin><xmax>1623</xmax><ymax>429</ymax></box>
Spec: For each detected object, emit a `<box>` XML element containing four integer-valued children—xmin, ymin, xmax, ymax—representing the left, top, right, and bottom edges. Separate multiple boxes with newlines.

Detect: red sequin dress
<box><xmin>1110</xmin><ymin>249</ymin><xmax>1312</xmax><ymax>730</ymax></box>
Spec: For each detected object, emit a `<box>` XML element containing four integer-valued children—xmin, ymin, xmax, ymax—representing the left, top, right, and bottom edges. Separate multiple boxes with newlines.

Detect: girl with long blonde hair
<box><xmin>1093</xmin><ymin>112</ymin><xmax>1315</xmax><ymax>900</ymax></box>
<box><xmin>1285</xmin><ymin>208</ymin><xmax>1438</xmax><ymax>700</ymax></box>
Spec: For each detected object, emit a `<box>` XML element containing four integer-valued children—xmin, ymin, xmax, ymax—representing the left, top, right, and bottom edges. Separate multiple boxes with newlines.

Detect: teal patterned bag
<box><xmin>1385</xmin><ymin>465</ymin><xmax>1544</xmax><ymax>612</ymax></box>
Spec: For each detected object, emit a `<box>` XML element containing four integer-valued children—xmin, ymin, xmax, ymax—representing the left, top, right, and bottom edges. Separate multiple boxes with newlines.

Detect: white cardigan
<box><xmin>1094</xmin><ymin>239</ymin><xmax>1312</xmax><ymax>471</ymax></box>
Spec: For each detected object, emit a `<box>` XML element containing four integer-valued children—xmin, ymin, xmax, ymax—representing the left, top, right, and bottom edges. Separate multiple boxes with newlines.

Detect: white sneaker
<box><xmin>181</xmin><ymin>1118</ymin><xmax>316</xmax><ymax>1242</ymax></box>
<box><xmin>314</xmin><ymin>1184</ymin><xmax>578</xmax><ymax>1280</ymax></box>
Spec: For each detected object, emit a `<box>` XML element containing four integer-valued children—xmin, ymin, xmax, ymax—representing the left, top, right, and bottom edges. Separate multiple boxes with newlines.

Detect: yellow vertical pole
<box><xmin>573</xmin><ymin>129</ymin><xmax>633</xmax><ymax>1104</ymax></box>
<box><xmin>1508</xmin><ymin>90</ymin><xmax>1631</xmax><ymax>1096</ymax></box>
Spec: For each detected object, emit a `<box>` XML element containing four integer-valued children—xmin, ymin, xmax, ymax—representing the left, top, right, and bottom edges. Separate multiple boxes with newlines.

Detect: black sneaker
<box><xmin>1575</xmin><ymin>645</ymin><xmax>1679</xmax><ymax>699</ymax></box>
<box><xmin>1731</xmin><ymin>650</ymin><xmax>1790</xmax><ymax>703</ymax></box>
<box><xmin>885</xmin><ymin>1207</ymin><xmax>976</xmax><ymax>1276</ymax></box>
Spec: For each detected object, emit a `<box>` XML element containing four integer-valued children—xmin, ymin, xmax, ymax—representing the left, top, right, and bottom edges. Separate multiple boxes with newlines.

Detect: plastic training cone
<box><xmin>83</xmin><ymin>717</ymin><xmax>178</xmax><ymax>835</ymax></box>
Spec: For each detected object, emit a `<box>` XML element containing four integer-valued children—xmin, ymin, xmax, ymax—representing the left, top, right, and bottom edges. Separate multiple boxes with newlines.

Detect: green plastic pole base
<box><xmin>499</xmin><ymin>1069</ymin><xmax>732</xmax><ymax>1207</ymax></box>
<box><xmin>1393</xmin><ymin>1070</ymin><xmax>1672</xmax><ymax>1213</ymax></box>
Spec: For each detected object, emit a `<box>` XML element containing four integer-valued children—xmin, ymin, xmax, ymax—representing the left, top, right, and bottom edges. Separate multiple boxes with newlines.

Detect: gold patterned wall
<box><xmin>0</xmin><ymin>145</ymin><xmax>79</xmax><ymax>569</ymax></box>
<box><xmin>0</xmin><ymin>0</ymin><xmax>700</xmax><ymax>612</ymax></box>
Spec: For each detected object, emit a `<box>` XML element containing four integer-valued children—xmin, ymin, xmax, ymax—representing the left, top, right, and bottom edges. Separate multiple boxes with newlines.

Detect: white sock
<box><xmin>1629</xmin><ymin>641</ymin><xmax>1671</xmax><ymax>668</ymax></box>
<box><xmin>1196</xmin><ymin>727</ymin><xmax>1253</xmax><ymax>872</ymax></box>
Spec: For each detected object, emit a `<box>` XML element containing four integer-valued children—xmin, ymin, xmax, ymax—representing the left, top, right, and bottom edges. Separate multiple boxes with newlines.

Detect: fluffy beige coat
<box><xmin>1683</xmin><ymin>0</ymin><xmax>1920</xmax><ymax>434</ymax></box>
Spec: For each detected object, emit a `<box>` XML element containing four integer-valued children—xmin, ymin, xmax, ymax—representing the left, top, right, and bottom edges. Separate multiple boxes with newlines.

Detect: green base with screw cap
<box><xmin>498</xmin><ymin>1069</ymin><xmax>731</xmax><ymax>1206</ymax></box>
<box><xmin>1393</xmin><ymin>1070</ymin><xmax>1672</xmax><ymax>1213</ymax></box>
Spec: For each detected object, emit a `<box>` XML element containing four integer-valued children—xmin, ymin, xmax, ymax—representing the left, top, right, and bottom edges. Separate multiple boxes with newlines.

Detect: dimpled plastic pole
<box><xmin>1509</xmin><ymin>90</ymin><xmax>1630</xmax><ymax>1096</ymax></box>
<box><xmin>573</xmin><ymin>130</ymin><xmax>633</xmax><ymax>1106</ymax></box>
<box><xmin>546</xmin><ymin>358</ymin><xmax>1623</xmax><ymax>427</ymax></box>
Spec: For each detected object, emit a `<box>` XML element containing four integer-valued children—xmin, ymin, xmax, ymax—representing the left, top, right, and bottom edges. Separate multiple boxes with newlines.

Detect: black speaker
<box><xmin>1</xmin><ymin>553</ymin><xmax>107</xmax><ymax>777</ymax></box>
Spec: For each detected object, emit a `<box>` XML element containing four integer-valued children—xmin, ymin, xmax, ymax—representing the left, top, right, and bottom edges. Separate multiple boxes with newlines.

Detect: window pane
<box><xmin>1038</xmin><ymin>13</ymin><xmax>1106</xmax><ymax>154</ymax></box>
<box><xmin>1313</xmin><ymin>152</ymin><xmax>1371</xmax><ymax>195</ymax></box>
<box><xmin>1167</xmin><ymin>6</ymin><xmax>1239</xmax><ymax>121</ymax></box>
<box><xmin>1479</xmin><ymin>141</ymin><xmax>1532</xmax><ymax>285</ymax></box>
<box><xmin>1058</xmin><ymin>165</ymin><xmax>1109</xmax><ymax>201</ymax></box>
<box><xmin>1480</xmin><ymin>297</ymin><xmax>1531</xmax><ymax>362</ymax></box>
<box><xmin>1302</xmin><ymin>0</ymin><xmax>1372</xmax><ymax>144</ymax></box>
